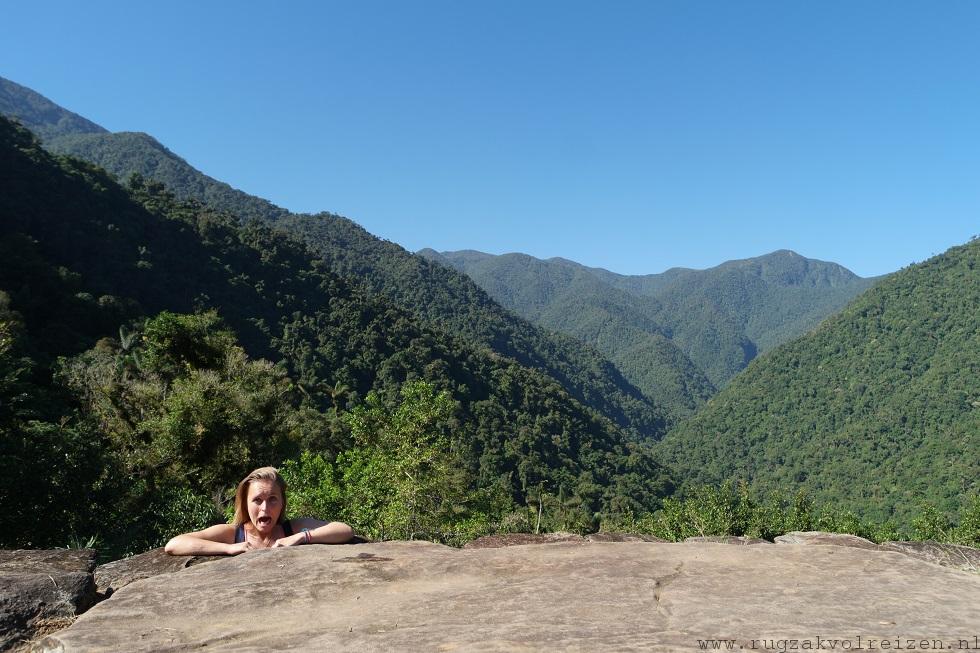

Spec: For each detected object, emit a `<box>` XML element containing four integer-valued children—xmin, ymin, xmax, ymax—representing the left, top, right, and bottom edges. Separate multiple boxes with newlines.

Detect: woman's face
<box><xmin>246</xmin><ymin>480</ymin><xmax>283</xmax><ymax>534</ymax></box>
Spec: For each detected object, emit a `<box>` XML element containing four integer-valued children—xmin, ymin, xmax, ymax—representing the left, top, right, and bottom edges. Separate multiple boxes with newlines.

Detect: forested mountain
<box><xmin>0</xmin><ymin>75</ymin><xmax>667</xmax><ymax>438</ymax></box>
<box><xmin>433</xmin><ymin>249</ymin><xmax>877</xmax><ymax>388</ymax></box>
<box><xmin>587</xmin><ymin>250</ymin><xmax>879</xmax><ymax>384</ymax></box>
<box><xmin>45</xmin><ymin>132</ymin><xmax>290</xmax><ymax>224</ymax></box>
<box><xmin>0</xmin><ymin>77</ymin><xmax>106</xmax><ymax>141</ymax></box>
<box><xmin>420</xmin><ymin>249</ymin><xmax>715</xmax><ymax>418</ymax></box>
<box><xmin>0</xmin><ymin>76</ymin><xmax>288</xmax><ymax>224</ymax></box>
<box><xmin>657</xmin><ymin>238</ymin><xmax>980</xmax><ymax>523</ymax></box>
<box><xmin>0</xmin><ymin>117</ymin><xmax>674</xmax><ymax>550</ymax></box>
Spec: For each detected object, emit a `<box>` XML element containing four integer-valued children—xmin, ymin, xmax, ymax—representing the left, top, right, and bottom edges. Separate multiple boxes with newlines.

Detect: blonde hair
<box><xmin>232</xmin><ymin>467</ymin><xmax>288</xmax><ymax>527</ymax></box>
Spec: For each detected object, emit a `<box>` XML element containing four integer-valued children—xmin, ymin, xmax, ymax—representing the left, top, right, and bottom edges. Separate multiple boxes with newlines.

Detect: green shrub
<box><xmin>281</xmin><ymin>381</ymin><xmax>499</xmax><ymax>544</ymax></box>
<box><xmin>953</xmin><ymin>496</ymin><xmax>980</xmax><ymax>546</ymax></box>
<box><xmin>617</xmin><ymin>482</ymin><xmax>972</xmax><ymax>546</ymax></box>
<box><xmin>911</xmin><ymin>503</ymin><xmax>954</xmax><ymax>541</ymax></box>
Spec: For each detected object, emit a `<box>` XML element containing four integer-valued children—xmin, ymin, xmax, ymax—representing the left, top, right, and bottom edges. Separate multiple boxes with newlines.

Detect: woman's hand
<box><xmin>289</xmin><ymin>520</ymin><xmax>356</xmax><ymax>544</ymax></box>
<box><xmin>226</xmin><ymin>541</ymin><xmax>252</xmax><ymax>555</ymax></box>
<box><xmin>272</xmin><ymin>532</ymin><xmax>308</xmax><ymax>548</ymax></box>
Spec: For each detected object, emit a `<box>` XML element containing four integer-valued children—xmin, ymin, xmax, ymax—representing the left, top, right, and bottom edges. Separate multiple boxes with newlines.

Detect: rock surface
<box><xmin>774</xmin><ymin>530</ymin><xmax>880</xmax><ymax>549</ymax></box>
<box><xmin>462</xmin><ymin>532</ymin><xmax>584</xmax><ymax>548</ymax></box>
<box><xmin>585</xmin><ymin>532</ymin><xmax>667</xmax><ymax>543</ymax></box>
<box><xmin>38</xmin><ymin>540</ymin><xmax>980</xmax><ymax>652</ymax></box>
<box><xmin>774</xmin><ymin>532</ymin><xmax>980</xmax><ymax>574</ymax></box>
<box><xmin>0</xmin><ymin>549</ymin><xmax>96</xmax><ymax>652</ymax></box>
<box><xmin>879</xmin><ymin>540</ymin><xmax>980</xmax><ymax>574</ymax></box>
<box><xmin>94</xmin><ymin>548</ymin><xmax>220</xmax><ymax>596</ymax></box>
<box><xmin>684</xmin><ymin>535</ymin><xmax>770</xmax><ymax>545</ymax></box>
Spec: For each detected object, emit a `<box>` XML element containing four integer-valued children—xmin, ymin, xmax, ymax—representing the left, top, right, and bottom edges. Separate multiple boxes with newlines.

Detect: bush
<box><xmin>281</xmin><ymin>381</ymin><xmax>503</xmax><ymax>544</ymax></box>
<box><xmin>627</xmin><ymin>482</ymin><xmax>951</xmax><ymax>545</ymax></box>
<box><xmin>953</xmin><ymin>496</ymin><xmax>980</xmax><ymax>546</ymax></box>
<box><xmin>911</xmin><ymin>503</ymin><xmax>954</xmax><ymax>541</ymax></box>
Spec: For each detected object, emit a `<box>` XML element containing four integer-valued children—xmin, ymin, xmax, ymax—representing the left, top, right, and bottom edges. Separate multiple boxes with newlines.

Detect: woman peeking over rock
<box><xmin>165</xmin><ymin>466</ymin><xmax>355</xmax><ymax>555</ymax></box>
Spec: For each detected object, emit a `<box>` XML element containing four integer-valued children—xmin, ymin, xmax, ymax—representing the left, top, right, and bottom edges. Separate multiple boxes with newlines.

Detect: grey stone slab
<box><xmin>36</xmin><ymin>540</ymin><xmax>980</xmax><ymax>652</ymax></box>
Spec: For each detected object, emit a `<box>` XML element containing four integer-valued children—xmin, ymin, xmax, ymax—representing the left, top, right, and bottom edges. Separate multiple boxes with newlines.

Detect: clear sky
<box><xmin>4</xmin><ymin>1</ymin><xmax>979</xmax><ymax>277</ymax></box>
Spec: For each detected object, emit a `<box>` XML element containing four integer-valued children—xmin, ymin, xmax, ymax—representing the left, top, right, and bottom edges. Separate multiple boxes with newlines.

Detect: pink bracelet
<box><xmin>303</xmin><ymin>528</ymin><xmax>311</xmax><ymax>544</ymax></box>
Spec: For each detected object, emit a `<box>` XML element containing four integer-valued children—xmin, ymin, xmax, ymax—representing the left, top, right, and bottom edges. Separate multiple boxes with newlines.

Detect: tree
<box><xmin>57</xmin><ymin>310</ymin><xmax>323</xmax><ymax>550</ymax></box>
<box><xmin>345</xmin><ymin>381</ymin><xmax>470</xmax><ymax>541</ymax></box>
<box><xmin>283</xmin><ymin>381</ymin><xmax>481</xmax><ymax>543</ymax></box>
<box><xmin>0</xmin><ymin>292</ymin><xmax>107</xmax><ymax>548</ymax></box>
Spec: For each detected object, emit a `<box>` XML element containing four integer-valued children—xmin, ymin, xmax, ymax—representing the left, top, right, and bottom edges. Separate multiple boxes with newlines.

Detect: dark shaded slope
<box><xmin>657</xmin><ymin>239</ymin><xmax>980</xmax><ymax>523</ymax></box>
<box><xmin>44</xmin><ymin>131</ymin><xmax>289</xmax><ymax>224</ymax></box>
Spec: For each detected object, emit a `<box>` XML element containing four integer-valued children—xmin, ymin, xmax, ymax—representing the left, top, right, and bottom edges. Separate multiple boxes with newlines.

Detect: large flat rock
<box><xmin>37</xmin><ymin>540</ymin><xmax>980</xmax><ymax>652</ymax></box>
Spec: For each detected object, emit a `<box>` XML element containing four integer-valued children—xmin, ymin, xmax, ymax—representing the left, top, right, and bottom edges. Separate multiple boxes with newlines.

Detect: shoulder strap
<box><xmin>235</xmin><ymin>524</ymin><xmax>245</xmax><ymax>543</ymax></box>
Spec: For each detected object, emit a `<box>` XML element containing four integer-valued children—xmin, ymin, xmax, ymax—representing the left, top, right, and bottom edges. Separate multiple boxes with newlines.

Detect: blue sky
<box><xmin>3</xmin><ymin>1</ymin><xmax>979</xmax><ymax>277</ymax></box>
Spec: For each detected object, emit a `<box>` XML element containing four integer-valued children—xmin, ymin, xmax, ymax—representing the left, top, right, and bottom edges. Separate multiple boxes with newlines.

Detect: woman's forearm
<box><xmin>164</xmin><ymin>534</ymin><xmax>235</xmax><ymax>556</ymax></box>
<box><xmin>308</xmin><ymin>521</ymin><xmax>355</xmax><ymax>544</ymax></box>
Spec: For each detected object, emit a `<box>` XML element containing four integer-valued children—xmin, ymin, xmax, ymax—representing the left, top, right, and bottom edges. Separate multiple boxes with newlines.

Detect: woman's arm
<box><xmin>273</xmin><ymin>519</ymin><xmax>355</xmax><ymax>547</ymax></box>
<box><xmin>164</xmin><ymin>523</ymin><xmax>244</xmax><ymax>556</ymax></box>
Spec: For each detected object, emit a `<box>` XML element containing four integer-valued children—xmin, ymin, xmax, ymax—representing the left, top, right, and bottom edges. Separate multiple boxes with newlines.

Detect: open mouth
<box><xmin>257</xmin><ymin>516</ymin><xmax>273</xmax><ymax>527</ymax></box>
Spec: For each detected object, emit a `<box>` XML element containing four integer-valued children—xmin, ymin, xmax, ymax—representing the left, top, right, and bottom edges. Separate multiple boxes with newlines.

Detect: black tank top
<box><xmin>235</xmin><ymin>520</ymin><xmax>293</xmax><ymax>544</ymax></box>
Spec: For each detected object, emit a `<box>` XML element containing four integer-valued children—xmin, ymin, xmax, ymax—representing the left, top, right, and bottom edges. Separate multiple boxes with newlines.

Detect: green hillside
<box><xmin>437</xmin><ymin>248</ymin><xmax>876</xmax><ymax>388</ymax></box>
<box><xmin>657</xmin><ymin>239</ymin><xmax>980</xmax><ymax>523</ymax></box>
<box><xmin>424</xmin><ymin>250</ymin><xmax>715</xmax><ymax>418</ymax></box>
<box><xmin>44</xmin><ymin>131</ymin><xmax>290</xmax><ymax>224</ymax></box>
<box><xmin>0</xmin><ymin>75</ymin><xmax>667</xmax><ymax>441</ymax></box>
<box><xmin>0</xmin><ymin>117</ymin><xmax>674</xmax><ymax>549</ymax></box>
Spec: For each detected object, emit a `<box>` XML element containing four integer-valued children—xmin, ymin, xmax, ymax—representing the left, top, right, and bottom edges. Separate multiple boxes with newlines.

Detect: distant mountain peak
<box><xmin>715</xmin><ymin>250</ymin><xmax>861</xmax><ymax>288</ymax></box>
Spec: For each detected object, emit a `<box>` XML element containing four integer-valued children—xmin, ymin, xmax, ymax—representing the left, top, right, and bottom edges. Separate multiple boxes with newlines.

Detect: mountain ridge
<box><xmin>431</xmin><ymin>248</ymin><xmax>878</xmax><ymax>388</ymax></box>
<box><xmin>0</xmin><ymin>76</ymin><xmax>107</xmax><ymax>141</ymax></box>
